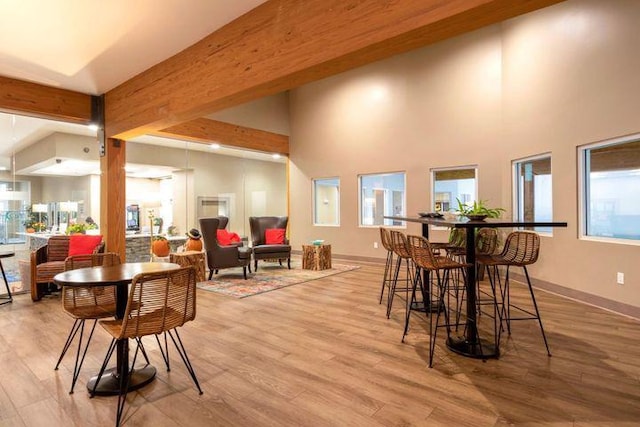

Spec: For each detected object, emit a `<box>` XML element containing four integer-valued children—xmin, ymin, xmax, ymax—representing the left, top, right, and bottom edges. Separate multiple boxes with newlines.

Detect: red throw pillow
<box><xmin>216</xmin><ymin>229</ymin><xmax>232</xmax><ymax>246</ymax></box>
<box><xmin>68</xmin><ymin>234</ymin><xmax>103</xmax><ymax>256</ymax></box>
<box><xmin>265</xmin><ymin>228</ymin><xmax>285</xmax><ymax>245</ymax></box>
<box><xmin>228</xmin><ymin>232</ymin><xmax>241</xmax><ymax>243</ymax></box>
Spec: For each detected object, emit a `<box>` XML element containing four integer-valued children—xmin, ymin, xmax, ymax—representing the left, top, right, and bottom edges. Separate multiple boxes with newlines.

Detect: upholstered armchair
<box><xmin>199</xmin><ymin>217</ymin><xmax>252</xmax><ymax>279</ymax></box>
<box><xmin>249</xmin><ymin>216</ymin><xmax>291</xmax><ymax>271</ymax></box>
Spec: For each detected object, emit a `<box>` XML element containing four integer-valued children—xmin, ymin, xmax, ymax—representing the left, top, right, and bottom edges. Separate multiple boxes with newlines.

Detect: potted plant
<box><xmin>456</xmin><ymin>198</ymin><xmax>505</xmax><ymax>221</ymax></box>
<box><xmin>66</xmin><ymin>223</ymin><xmax>87</xmax><ymax>235</ymax></box>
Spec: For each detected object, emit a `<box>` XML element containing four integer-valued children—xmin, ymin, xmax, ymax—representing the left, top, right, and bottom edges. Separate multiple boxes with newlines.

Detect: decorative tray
<box><xmin>418</xmin><ymin>212</ymin><xmax>444</xmax><ymax>218</ymax></box>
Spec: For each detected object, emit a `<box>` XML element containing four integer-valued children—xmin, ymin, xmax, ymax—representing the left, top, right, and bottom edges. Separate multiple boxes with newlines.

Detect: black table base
<box><xmin>446</xmin><ymin>336</ymin><xmax>499</xmax><ymax>359</ymax></box>
<box><xmin>87</xmin><ymin>365</ymin><xmax>157</xmax><ymax>396</ymax></box>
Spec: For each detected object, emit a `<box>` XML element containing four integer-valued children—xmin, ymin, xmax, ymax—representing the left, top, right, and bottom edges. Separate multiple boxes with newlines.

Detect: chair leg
<box><xmin>379</xmin><ymin>250</ymin><xmax>392</xmax><ymax>304</ymax></box>
<box><xmin>155</xmin><ymin>333</ymin><xmax>171</xmax><ymax>371</ymax></box>
<box><xmin>243</xmin><ymin>266</ymin><xmax>247</xmax><ymax>280</ymax></box>
<box><xmin>167</xmin><ymin>329</ymin><xmax>203</xmax><ymax>394</ymax></box>
<box><xmin>90</xmin><ymin>338</ymin><xmax>117</xmax><ymax>398</ymax></box>
<box><xmin>287</xmin><ymin>257</ymin><xmax>291</xmax><ymax>269</ymax></box>
<box><xmin>55</xmin><ymin>319</ymin><xmax>82</xmax><ymax>370</ymax></box>
<box><xmin>54</xmin><ymin>318</ymin><xmax>98</xmax><ymax>394</ymax></box>
<box><xmin>208</xmin><ymin>270</ymin><xmax>213</xmax><ymax>280</ymax></box>
<box><xmin>254</xmin><ymin>259</ymin><xmax>258</xmax><ymax>271</ymax></box>
<box><xmin>401</xmin><ymin>267</ymin><xmax>421</xmax><ymax>342</ymax></box>
<box><xmin>386</xmin><ymin>256</ymin><xmax>402</xmax><ymax>319</ymax></box>
<box><xmin>523</xmin><ymin>266</ymin><xmax>551</xmax><ymax>356</ymax></box>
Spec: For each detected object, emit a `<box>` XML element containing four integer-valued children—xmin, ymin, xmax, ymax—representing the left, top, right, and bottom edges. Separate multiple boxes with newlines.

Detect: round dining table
<box><xmin>54</xmin><ymin>262</ymin><xmax>181</xmax><ymax>395</ymax></box>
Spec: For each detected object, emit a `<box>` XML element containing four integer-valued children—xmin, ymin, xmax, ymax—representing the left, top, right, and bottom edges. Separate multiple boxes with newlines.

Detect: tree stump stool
<box><xmin>302</xmin><ymin>244</ymin><xmax>332</xmax><ymax>270</ymax></box>
<box><xmin>170</xmin><ymin>251</ymin><xmax>206</xmax><ymax>282</ymax></box>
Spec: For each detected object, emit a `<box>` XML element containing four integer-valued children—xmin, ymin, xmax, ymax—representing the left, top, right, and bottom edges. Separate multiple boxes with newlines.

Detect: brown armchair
<box><xmin>30</xmin><ymin>235</ymin><xmax>104</xmax><ymax>301</ymax></box>
<box><xmin>200</xmin><ymin>217</ymin><xmax>252</xmax><ymax>279</ymax></box>
<box><xmin>249</xmin><ymin>216</ymin><xmax>291</xmax><ymax>271</ymax></box>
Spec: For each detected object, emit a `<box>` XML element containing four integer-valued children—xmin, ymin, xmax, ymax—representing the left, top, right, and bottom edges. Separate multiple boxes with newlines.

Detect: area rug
<box><xmin>196</xmin><ymin>262</ymin><xmax>359</xmax><ymax>298</ymax></box>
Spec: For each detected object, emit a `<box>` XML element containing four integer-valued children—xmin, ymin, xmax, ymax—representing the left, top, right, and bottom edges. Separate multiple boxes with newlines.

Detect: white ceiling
<box><xmin>0</xmin><ymin>0</ymin><xmax>283</xmax><ymax>169</ymax></box>
<box><xmin>0</xmin><ymin>0</ymin><xmax>266</xmax><ymax>94</ymax></box>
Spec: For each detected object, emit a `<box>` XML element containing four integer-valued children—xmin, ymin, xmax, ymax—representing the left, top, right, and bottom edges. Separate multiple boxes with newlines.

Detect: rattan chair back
<box><xmin>116</xmin><ymin>267</ymin><xmax>196</xmax><ymax>340</ymax></box>
<box><xmin>476</xmin><ymin>228</ymin><xmax>498</xmax><ymax>255</ymax></box>
<box><xmin>379</xmin><ymin>227</ymin><xmax>393</xmax><ymax>252</ymax></box>
<box><xmin>389</xmin><ymin>230</ymin><xmax>411</xmax><ymax>259</ymax></box>
<box><xmin>62</xmin><ymin>253</ymin><xmax>121</xmax><ymax>318</ymax></box>
<box><xmin>407</xmin><ymin>235</ymin><xmax>441</xmax><ymax>271</ymax></box>
<box><xmin>500</xmin><ymin>231</ymin><xmax>540</xmax><ymax>266</ymax></box>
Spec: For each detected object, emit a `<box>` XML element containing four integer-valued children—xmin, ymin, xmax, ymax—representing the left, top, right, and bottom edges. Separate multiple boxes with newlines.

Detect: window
<box><xmin>580</xmin><ymin>135</ymin><xmax>640</xmax><ymax>242</ymax></box>
<box><xmin>513</xmin><ymin>155</ymin><xmax>552</xmax><ymax>233</ymax></box>
<box><xmin>431</xmin><ymin>167</ymin><xmax>477</xmax><ymax>213</ymax></box>
<box><xmin>313</xmin><ymin>177</ymin><xmax>340</xmax><ymax>226</ymax></box>
<box><xmin>359</xmin><ymin>172</ymin><xmax>405</xmax><ymax>226</ymax></box>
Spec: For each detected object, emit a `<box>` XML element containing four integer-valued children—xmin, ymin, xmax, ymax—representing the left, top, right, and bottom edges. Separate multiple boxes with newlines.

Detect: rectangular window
<box><xmin>431</xmin><ymin>166</ymin><xmax>477</xmax><ymax>213</ymax></box>
<box><xmin>313</xmin><ymin>177</ymin><xmax>340</xmax><ymax>226</ymax></box>
<box><xmin>513</xmin><ymin>154</ymin><xmax>552</xmax><ymax>233</ymax></box>
<box><xmin>359</xmin><ymin>172</ymin><xmax>405</xmax><ymax>226</ymax></box>
<box><xmin>580</xmin><ymin>136</ymin><xmax>640</xmax><ymax>242</ymax></box>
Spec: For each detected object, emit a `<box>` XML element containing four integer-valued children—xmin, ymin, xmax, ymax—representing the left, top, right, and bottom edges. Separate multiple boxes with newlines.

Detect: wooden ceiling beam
<box><xmin>0</xmin><ymin>75</ymin><xmax>92</xmax><ymax>124</ymax></box>
<box><xmin>155</xmin><ymin>118</ymin><xmax>289</xmax><ymax>155</ymax></box>
<box><xmin>105</xmin><ymin>0</ymin><xmax>565</xmax><ymax>140</ymax></box>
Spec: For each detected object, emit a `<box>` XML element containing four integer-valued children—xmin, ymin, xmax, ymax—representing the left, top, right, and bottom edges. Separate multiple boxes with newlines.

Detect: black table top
<box><xmin>53</xmin><ymin>262</ymin><xmax>180</xmax><ymax>287</ymax></box>
<box><xmin>385</xmin><ymin>215</ymin><xmax>568</xmax><ymax>229</ymax></box>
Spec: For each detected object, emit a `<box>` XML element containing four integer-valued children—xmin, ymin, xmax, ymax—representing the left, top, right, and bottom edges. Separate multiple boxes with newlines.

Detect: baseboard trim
<box><xmin>510</xmin><ymin>272</ymin><xmax>640</xmax><ymax>320</ymax></box>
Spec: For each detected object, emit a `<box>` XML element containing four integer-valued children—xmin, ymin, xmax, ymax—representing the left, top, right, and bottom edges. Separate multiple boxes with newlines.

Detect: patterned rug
<box><xmin>196</xmin><ymin>262</ymin><xmax>359</xmax><ymax>298</ymax></box>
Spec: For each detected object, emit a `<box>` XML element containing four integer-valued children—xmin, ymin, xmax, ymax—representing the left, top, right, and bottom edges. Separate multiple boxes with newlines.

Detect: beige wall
<box><xmin>207</xmin><ymin>92</ymin><xmax>290</xmax><ymax>135</ymax></box>
<box><xmin>289</xmin><ymin>0</ymin><xmax>640</xmax><ymax>310</ymax></box>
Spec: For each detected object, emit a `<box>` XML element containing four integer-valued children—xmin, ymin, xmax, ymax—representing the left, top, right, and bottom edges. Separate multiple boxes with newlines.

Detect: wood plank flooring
<box><xmin>1</xmin><ymin>260</ymin><xmax>639</xmax><ymax>426</ymax></box>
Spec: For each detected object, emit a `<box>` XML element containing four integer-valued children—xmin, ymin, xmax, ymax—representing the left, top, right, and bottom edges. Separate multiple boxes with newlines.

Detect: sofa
<box><xmin>30</xmin><ymin>234</ymin><xmax>104</xmax><ymax>301</ymax></box>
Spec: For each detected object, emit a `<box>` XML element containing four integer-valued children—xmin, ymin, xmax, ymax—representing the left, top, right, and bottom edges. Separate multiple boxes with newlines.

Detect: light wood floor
<box><xmin>1</xmin><ymin>260</ymin><xmax>639</xmax><ymax>426</ymax></box>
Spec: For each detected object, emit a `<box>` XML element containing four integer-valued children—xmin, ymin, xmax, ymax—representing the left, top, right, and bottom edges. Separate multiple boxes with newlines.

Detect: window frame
<box><xmin>430</xmin><ymin>165</ymin><xmax>478</xmax><ymax>213</ymax></box>
<box><xmin>357</xmin><ymin>171</ymin><xmax>406</xmax><ymax>228</ymax></box>
<box><xmin>312</xmin><ymin>177</ymin><xmax>340</xmax><ymax>227</ymax></box>
<box><xmin>512</xmin><ymin>153</ymin><xmax>553</xmax><ymax>236</ymax></box>
<box><xmin>578</xmin><ymin>132</ymin><xmax>640</xmax><ymax>246</ymax></box>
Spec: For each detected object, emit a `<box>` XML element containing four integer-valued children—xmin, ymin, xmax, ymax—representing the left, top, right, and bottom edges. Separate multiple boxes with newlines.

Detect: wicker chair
<box><xmin>403</xmin><ymin>235</ymin><xmax>469</xmax><ymax>367</ymax></box>
<box><xmin>386</xmin><ymin>230</ymin><xmax>414</xmax><ymax>319</ymax></box>
<box><xmin>378</xmin><ymin>227</ymin><xmax>395</xmax><ymax>305</ymax></box>
<box><xmin>476</xmin><ymin>231</ymin><xmax>550</xmax><ymax>355</ymax></box>
<box><xmin>55</xmin><ymin>252</ymin><xmax>121</xmax><ymax>394</ymax></box>
<box><xmin>91</xmin><ymin>266</ymin><xmax>202</xmax><ymax>426</ymax></box>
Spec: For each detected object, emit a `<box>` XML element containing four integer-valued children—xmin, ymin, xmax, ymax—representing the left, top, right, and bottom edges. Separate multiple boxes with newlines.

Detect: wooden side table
<box><xmin>302</xmin><ymin>244</ymin><xmax>332</xmax><ymax>270</ymax></box>
<box><xmin>170</xmin><ymin>251</ymin><xmax>206</xmax><ymax>282</ymax></box>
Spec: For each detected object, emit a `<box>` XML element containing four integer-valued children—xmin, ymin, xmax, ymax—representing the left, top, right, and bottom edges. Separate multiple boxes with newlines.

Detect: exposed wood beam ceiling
<box><xmin>0</xmin><ymin>75</ymin><xmax>91</xmax><ymax>124</ymax></box>
<box><xmin>154</xmin><ymin>118</ymin><xmax>289</xmax><ymax>155</ymax></box>
<box><xmin>106</xmin><ymin>0</ymin><xmax>566</xmax><ymax>140</ymax></box>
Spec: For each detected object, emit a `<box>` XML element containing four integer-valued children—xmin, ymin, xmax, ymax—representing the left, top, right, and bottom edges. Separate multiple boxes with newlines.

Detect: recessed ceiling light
<box><xmin>210</xmin><ymin>143</ymin><xmax>221</xmax><ymax>149</ymax></box>
<box><xmin>272</xmin><ymin>153</ymin><xmax>281</xmax><ymax>159</ymax></box>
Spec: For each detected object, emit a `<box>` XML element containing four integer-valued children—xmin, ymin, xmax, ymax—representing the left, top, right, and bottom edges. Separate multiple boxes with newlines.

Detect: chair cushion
<box><xmin>265</xmin><ymin>228</ymin><xmax>286</xmax><ymax>244</ymax></box>
<box><xmin>36</xmin><ymin>261</ymin><xmax>66</xmax><ymax>282</ymax></box>
<box><xmin>68</xmin><ymin>234</ymin><xmax>103</xmax><ymax>256</ymax></box>
<box><xmin>253</xmin><ymin>244</ymin><xmax>291</xmax><ymax>255</ymax></box>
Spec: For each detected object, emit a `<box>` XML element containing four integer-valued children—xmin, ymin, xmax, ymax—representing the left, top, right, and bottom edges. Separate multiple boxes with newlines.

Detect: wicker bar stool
<box><xmin>55</xmin><ymin>252</ymin><xmax>121</xmax><ymax>394</ymax></box>
<box><xmin>378</xmin><ymin>227</ymin><xmax>395</xmax><ymax>305</ymax></box>
<box><xmin>477</xmin><ymin>230</ymin><xmax>550</xmax><ymax>355</ymax></box>
<box><xmin>386</xmin><ymin>230</ymin><xmax>414</xmax><ymax>319</ymax></box>
<box><xmin>403</xmin><ymin>235</ymin><xmax>469</xmax><ymax>367</ymax></box>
